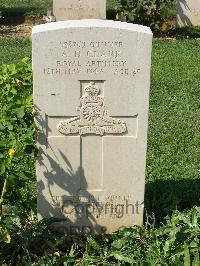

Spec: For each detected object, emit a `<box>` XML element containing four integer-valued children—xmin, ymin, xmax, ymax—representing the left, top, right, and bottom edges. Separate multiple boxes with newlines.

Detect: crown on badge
<box><xmin>84</xmin><ymin>82</ymin><xmax>100</xmax><ymax>96</ymax></box>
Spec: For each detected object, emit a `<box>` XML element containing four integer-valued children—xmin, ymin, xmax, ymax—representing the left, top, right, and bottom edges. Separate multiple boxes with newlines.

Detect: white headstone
<box><xmin>177</xmin><ymin>0</ymin><xmax>200</xmax><ymax>27</ymax></box>
<box><xmin>53</xmin><ymin>0</ymin><xmax>106</xmax><ymax>21</ymax></box>
<box><xmin>32</xmin><ymin>20</ymin><xmax>152</xmax><ymax>234</ymax></box>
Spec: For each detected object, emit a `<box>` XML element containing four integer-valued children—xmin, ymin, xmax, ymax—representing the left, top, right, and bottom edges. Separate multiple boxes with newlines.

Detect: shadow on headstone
<box><xmin>37</xmin><ymin>145</ymin><xmax>104</xmax><ymax>235</ymax></box>
<box><xmin>177</xmin><ymin>0</ymin><xmax>196</xmax><ymax>27</ymax></box>
<box><xmin>32</xmin><ymin>20</ymin><xmax>153</xmax><ymax>234</ymax></box>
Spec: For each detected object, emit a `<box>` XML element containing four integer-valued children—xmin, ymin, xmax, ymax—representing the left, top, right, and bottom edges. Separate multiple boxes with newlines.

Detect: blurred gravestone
<box><xmin>32</xmin><ymin>20</ymin><xmax>152</xmax><ymax>234</ymax></box>
<box><xmin>53</xmin><ymin>0</ymin><xmax>106</xmax><ymax>21</ymax></box>
<box><xmin>177</xmin><ymin>0</ymin><xmax>200</xmax><ymax>27</ymax></box>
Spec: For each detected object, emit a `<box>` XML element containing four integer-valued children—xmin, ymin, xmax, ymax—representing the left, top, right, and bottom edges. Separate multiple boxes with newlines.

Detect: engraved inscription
<box><xmin>52</xmin><ymin>195</ymin><xmax>141</xmax><ymax>219</ymax></box>
<box><xmin>61</xmin><ymin>3</ymin><xmax>96</xmax><ymax>12</ymax></box>
<box><xmin>43</xmin><ymin>40</ymin><xmax>141</xmax><ymax>78</ymax></box>
<box><xmin>57</xmin><ymin>82</ymin><xmax>127</xmax><ymax>136</ymax></box>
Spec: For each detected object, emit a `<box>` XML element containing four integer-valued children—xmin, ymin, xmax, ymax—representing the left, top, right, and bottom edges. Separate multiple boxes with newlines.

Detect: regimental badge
<box><xmin>57</xmin><ymin>82</ymin><xmax>127</xmax><ymax>136</ymax></box>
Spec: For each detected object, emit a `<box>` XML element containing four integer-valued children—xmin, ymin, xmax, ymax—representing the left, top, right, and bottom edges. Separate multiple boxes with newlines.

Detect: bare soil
<box><xmin>0</xmin><ymin>24</ymin><xmax>32</xmax><ymax>38</ymax></box>
<box><xmin>0</xmin><ymin>18</ymin><xmax>45</xmax><ymax>38</ymax></box>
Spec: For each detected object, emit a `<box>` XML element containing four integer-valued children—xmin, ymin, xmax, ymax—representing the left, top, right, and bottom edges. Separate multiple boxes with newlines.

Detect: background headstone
<box><xmin>53</xmin><ymin>0</ymin><xmax>106</xmax><ymax>21</ymax></box>
<box><xmin>32</xmin><ymin>20</ymin><xmax>152</xmax><ymax>234</ymax></box>
<box><xmin>177</xmin><ymin>0</ymin><xmax>200</xmax><ymax>27</ymax></box>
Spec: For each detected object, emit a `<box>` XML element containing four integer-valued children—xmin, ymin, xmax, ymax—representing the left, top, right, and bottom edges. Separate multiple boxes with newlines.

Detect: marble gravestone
<box><xmin>53</xmin><ymin>0</ymin><xmax>106</xmax><ymax>21</ymax></box>
<box><xmin>32</xmin><ymin>20</ymin><xmax>152</xmax><ymax>234</ymax></box>
<box><xmin>177</xmin><ymin>0</ymin><xmax>200</xmax><ymax>27</ymax></box>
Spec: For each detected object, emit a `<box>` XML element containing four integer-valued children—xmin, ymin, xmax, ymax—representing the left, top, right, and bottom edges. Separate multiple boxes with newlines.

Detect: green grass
<box><xmin>0</xmin><ymin>0</ymin><xmax>119</xmax><ymax>19</ymax></box>
<box><xmin>170</xmin><ymin>26</ymin><xmax>200</xmax><ymax>39</ymax></box>
<box><xmin>146</xmin><ymin>39</ymin><xmax>200</xmax><ymax>220</ymax></box>
<box><xmin>0</xmin><ymin>0</ymin><xmax>52</xmax><ymax>18</ymax></box>
<box><xmin>0</xmin><ymin>38</ymin><xmax>31</xmax><ymax>64</ymax></box>
<box><xmin>0</xmin><ymin>37</ymin><xmax>199</xmax><ymax>221</ymax></box>
<box><xmin>149</xmin><ymin>39</ymin><xmax>200</xmax><ymax>182</ymax></box>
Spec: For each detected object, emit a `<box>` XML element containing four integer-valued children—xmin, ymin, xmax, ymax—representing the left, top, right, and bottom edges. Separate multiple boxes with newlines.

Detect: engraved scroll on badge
<box><xmin>57</xmin><ymin>82</ymin><xmax>127</xmax><ymax>136</ymax></box>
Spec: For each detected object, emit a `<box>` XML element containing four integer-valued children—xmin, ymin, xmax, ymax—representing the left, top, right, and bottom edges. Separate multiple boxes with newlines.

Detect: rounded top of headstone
<box><xmin>32</xmin><ymin>19</ymin><xmax>152</xmax><ymax>36</ymax></box>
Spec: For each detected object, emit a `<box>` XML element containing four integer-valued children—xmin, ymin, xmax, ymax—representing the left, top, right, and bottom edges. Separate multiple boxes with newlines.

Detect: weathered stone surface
<box><xmin>32</xmin><ymin>20</ymin><xmax>152</xmax><ymax>234</ymax></box>
<box><xmin>177</xmin><ymin>0</ymin><xmax>200</xmax><ymax>27</ymax></box>
<box><xmin>53</xmin><ymin>0</ymin><xmax>106</xmax><ymax>21</ymax></box>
